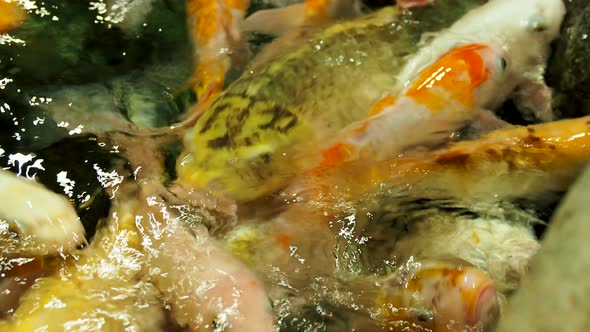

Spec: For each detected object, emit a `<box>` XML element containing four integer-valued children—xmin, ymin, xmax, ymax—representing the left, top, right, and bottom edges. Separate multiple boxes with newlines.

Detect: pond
<box><xmin>0</xmin><ymin>0</ymin><xmax>589</xmax><ymax>331</ymax></box>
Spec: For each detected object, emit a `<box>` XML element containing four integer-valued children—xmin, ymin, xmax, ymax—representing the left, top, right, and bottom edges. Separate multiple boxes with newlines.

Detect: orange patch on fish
<box><xmin>0</xmin><ymin>0</ymin><xmax>26</xmax><ymax>33</ymax></box>
<box><xmin>304</xmin><ymin>0</ymin><xmax>331</xmax><ymax>20</ymax></box>
<box><xmin>188</xmin><ymin>2</ymin><xmax>217</xmax><ymax>45</ymax></box>
<box><xmin>275</xmin><ymin>233</ymin><xmax>291</xmax><ymax>249</ymax></box>
<box><xmin>188</xmin><ymin>0</ymin><xmax>234</xmax><ymax>46</ymax></box>
<box><xmin>193</xmin><ymin>60</ymin><xmax>226</xmax><ymax>103</ymax></box>
<box><xmin>368</xmin><ymin>96</ymin><xmax>397</xmax><ymax>116</ymax></box>
<box><xmin>351</xmin><ymin>122</ymin><xmax>369</xmax><ymax>136</ymax></box>
<box><xmin>405</xmin><ymin>43</ymin><xmax>492</xmax><ymax>112</ymax></box>
<box><xmin>320</xmin><ymin>142</ymin><xmax>354</xmax><ymax>167</ymax></box>
<box><xmin>225</xmin><ymin>0</ymin><xmax>249</xmax><ymax>11</ymax></box>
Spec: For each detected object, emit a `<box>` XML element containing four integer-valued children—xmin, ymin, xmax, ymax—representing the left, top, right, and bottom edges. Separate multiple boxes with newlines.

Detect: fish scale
<box><xmin>178</xmin><ymin>4</ymin><xmax>480</xmax><ymax>201</ymax></box>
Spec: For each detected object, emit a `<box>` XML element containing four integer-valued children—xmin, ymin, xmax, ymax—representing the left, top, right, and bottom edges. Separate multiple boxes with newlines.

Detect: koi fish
<box><xmin>177</xmin><ymin>2</ymin><xmax>484</xmax><ymax>202</ymax></box>
<box><xmin>226</xmin><ymin>223</ymin><xmax>500</xmax><ymax>331</ymax></box>
<box><xmin>319</xmin><ymin>0</ymin><xmax>566</xmax><ymax>168</ymax></box>
<box><xmin>319</xmin><ymin>42</ymin><xmax>509</xmax><ymax>168</ymax></box>
<box><xmin>375</xmin><ymin>260</ymin><xmax>500</xmax><ymax>332</ymax></box>
<box><xmin>297</xmin><ymin>116</ymin><xmax>590</xmax><ymax>219</ymax></box>
<box><xmin>178</xmin><ymin>0</ymin><xmax>564</xmax><ymax>202</ymax></box>
<box><xmin>396</xmin><ymin>0</ymin><xmax>565</xmax><ymax>121</ymax></box>
<box><xmin>0</xmin><ymin>182</ymin><xmax>274</xmax><ymax>331</ymax></box>
<box><xmin>0</xmin><ymin>169</ymin><xmax>85</xmax><ymax>257</ymax></box>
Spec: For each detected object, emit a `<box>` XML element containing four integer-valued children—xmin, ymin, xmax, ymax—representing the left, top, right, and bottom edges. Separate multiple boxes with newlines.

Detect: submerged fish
<box><xmin>0</xmin><ymin>182</ymin><xmax>274</xmax><ymax>331</ymax></box>
<box><xmin>374</xmin><ymin>261</ymin><xmax>500</xmax><ymax>332</ymax></box>
<box><xmin>0</xmin><ymin>169</ymin><xmax>85</xmax><ymax>257</ymax></box>
<box><xmin>303</xmin><ymin>116</ymin><xmax>590</xmax><ymax>206</ymax></box>
<box><xmin>281</xmin><ymin>116</ymin><xmax>590</xmax><ymax>294</ymax></box>
<box><xmin>224</xmin><ymin>115</ymin><xmax>589</xmax><ymax>330</ymax></box>
<box><xmin>0</xmin><ymin>0</ymin><xmax>571</xmax><ymax>330</ymax></box>
<box><xmin>177</xmin><ymin>0</ymin><xmax>565</xmax><ymax>202</ymax></box>
<box><xmin>177</xmin><ymin>2</ymin><xmax>483</xmax><ymax>202</ymax></box>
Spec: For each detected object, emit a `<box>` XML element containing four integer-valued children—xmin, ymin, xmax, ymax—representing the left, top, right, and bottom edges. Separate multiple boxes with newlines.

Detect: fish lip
<box><xmin>468</xmin><ymin>284</ymin><xmax>500</xmax><ymax>328</ymax></box>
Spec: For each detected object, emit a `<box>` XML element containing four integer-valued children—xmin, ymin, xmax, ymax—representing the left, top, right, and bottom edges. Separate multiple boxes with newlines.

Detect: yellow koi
<box><xmin>297</xmin><ymin>116</ymin><xmax>590</xmax><ymax>216</ymax></box>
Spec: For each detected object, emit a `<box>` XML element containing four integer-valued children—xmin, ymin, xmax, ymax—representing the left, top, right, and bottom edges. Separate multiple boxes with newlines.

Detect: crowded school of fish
<box><xmin>0</xmin><ymin>0</ymin><xmax>586</xmax><ymax>331</ymax></box>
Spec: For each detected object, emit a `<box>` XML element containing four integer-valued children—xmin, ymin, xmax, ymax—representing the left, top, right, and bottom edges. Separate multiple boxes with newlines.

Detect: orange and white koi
<box><xmin>319</xmin><ymin>0</ymin><xmax>566</xmax><ymax>168</ymax></box>
<box><xmin>186</xmin><ymin>0</ymin><xmax>250</xmax><ymax>105</ymax></box>
<box><xmin>397</xmin><ymin>0</ymin><xmax>565</xmax><ymax>120</ymax></box>
<box><xmin>375</xmin><ymin>261</ymin><xmax>500</xmax><ymax>332</ymax></box>
<box><xmin>319</xmin><ymin>42</ymin><xmax>508</xmax><ymax>168</ymax></box>
<box><xmin>298</xmin><ymin>116</ymin><xmax>590</xmax><ymax>218</ymax></box>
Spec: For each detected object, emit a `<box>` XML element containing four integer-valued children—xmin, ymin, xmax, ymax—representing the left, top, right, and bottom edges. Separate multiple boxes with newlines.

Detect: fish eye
<box><xmin>527</xmin><ymin>15</ymin><xmax>547</xmax><ymax>32</ymax></box>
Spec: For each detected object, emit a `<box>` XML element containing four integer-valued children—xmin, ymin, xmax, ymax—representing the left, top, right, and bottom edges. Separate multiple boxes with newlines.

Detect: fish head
<box><xmin>512</xmin><ymin>0</ymin><xmax>565</xmax><ymax>42</ymax></box>
<box><xmin>406</xmin><ymin>43</ymin><xmax>509</xmax><ymax>109</ymax></box>
<box><xmin>403</xmin><ymin>0</ymin><xmax>566</xmax><ymax>109</ymax></box>
<box><xmin>489</xmin><ymin>0</ymin><xmax>565</xmax><ymax>69</ymax></box>
<box><xmin>484</xmin><ymin>0</ymin><xmax>566</xmax><ymax>111</ymax></box>
<box><xmin>451</xmin><ymin>0</ymin><xmax>565</xmax><ymax>55</ymax></box>
<box><xmin>380</xmin><ymin>261</ymin><xmax>501</xmax><ymax>332</ymax></box>
<box><xmin>467</xmin><ymin>42</ymin><xmax>512</xmax><ymax>106</ymax></box>
<box><xmin>466</xmin><ymin>0</ymin><xmax>566</xmax><ymax>102</ymax></box>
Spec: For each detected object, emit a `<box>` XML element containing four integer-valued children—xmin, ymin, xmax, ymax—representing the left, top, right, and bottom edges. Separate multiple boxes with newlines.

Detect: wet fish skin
<box><xmin>374</xmin><ymin>261</ymin><xmax>500</xmax><ymax>332</ymax></box>
<box><xmin>317</xmin><ymin>42</ymin><xmax>509</xmax><ymax>168</ymax></box>
<box><xmin>0</xmin><ymin>0</ymin><xmax>26</xmax><ymax>33</ymax></box>
<box><xmin>0</xmin><ymin>182</ymin><xmax>275</xmax><ymax>331</ymax></box>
